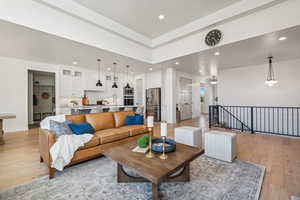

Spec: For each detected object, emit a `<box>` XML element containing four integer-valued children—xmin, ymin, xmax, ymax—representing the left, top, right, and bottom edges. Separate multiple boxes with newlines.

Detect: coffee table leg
<box><xmin>152</xmin><ymin>183</ymin><xmax>159</xmax><ymax>200</ymax></box>
<box><xmin>0</xmin><ymin>119</ymin><xmax>4</xmax><ymax>145</ymax></box>
<box><xmin>117</xmin><ymin>163</ymin><xmax>148</xmax><ymax>183</ymax></box>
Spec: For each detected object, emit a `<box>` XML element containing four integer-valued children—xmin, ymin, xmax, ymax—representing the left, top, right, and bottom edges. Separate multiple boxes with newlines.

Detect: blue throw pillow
<box><xmin>125</xmin><ymin>115</ymin><xmax>144</xmax><ymax>125</ymax></box>
<box><xmin>68</xmin><ymin>123</ymin><xmax>95</xmax><ymax>135</ymax></box>
<box><xmin>50</xmin><ymin>120</ymin><xmax>73</xmax><ymax>138</ymax></box>
<box><xmin>134</xmin><ymin>115</ymin><xmax>144</xmax><ymax>125</ymax></box>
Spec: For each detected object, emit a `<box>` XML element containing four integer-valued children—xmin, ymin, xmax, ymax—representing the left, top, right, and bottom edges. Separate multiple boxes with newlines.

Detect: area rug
<box><xmin>291</xmin><ymin>196</ymin><xmax>300</xmax><ymax>200</ymax></box>
<box><xmin>0</xmin><ymin>156</ymin><xmax>265</xmax><ymax>200</ymax></box>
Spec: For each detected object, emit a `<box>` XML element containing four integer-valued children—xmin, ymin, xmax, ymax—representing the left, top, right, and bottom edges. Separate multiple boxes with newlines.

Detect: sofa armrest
<box><xmin>39</xmin><ymin>129</ymin><xmax>56</xmax><ymax>167</ymax></box>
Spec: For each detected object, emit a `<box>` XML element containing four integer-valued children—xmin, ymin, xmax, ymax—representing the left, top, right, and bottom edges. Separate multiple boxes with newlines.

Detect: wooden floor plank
<box><xmin>0</xmin><ymin>116</ymin><xmax>299</xmax><ymax>200</ymax></box>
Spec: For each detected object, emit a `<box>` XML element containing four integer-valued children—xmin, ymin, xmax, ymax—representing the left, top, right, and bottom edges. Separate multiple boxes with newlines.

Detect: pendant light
<box><xmin>96</xmin><ymin>59</ymin><xmax>103</xmax><ymax>87</ymax></box>
<box><xmin>210</xmin><ymin>76</ymin><xmax>218</xmax><ymax>85</ymax></box>
<box><xmin>125</xmin><ymin>65</ymin><xmax>131</xmax><ymax>89</ymax></box>
<box><xmin>265</xmin><ymin>56</ymin><xmax>278</xmax><ymax>86</ymax></box>
<box><xmin>112</xmin><ymin>62</ymin><xmax>118</xmax><ymax>88</ymax></box>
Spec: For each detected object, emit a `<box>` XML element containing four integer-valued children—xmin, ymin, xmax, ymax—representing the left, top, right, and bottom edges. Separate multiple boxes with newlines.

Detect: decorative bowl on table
<box><xmin>151</xmin><ymin>138</ymin><xmax>176</xmax><ymax>153</ymax></box>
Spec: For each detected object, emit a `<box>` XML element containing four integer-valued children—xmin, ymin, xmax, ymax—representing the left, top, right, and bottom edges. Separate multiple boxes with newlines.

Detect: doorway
<box><xmin>200</xmin><ymin>84</ymin><xmax>213</xmax><ymax>114</ymax></box>
<box><xmin>28</xmin><ymin>70</ymin><xmax>56</xmax><ymax>128</ymax></box>
<box><xmin>179</xmin><ymin>77</ymin><xmax>193</xmax><ymax>121</ymax></box>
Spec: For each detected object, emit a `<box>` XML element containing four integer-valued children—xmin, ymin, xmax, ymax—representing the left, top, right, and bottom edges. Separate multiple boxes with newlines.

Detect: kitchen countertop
<box><xmin>62</xmin><ymin>105</ymin><xmax>143</xmax><ymax>110</ymax></box>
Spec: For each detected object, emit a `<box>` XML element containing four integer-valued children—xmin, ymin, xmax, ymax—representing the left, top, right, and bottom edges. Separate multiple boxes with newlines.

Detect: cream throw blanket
<box><xmin>50</xmin><ymin>134</ymin><xmax>93</xmax><ymax>171</ymax></box>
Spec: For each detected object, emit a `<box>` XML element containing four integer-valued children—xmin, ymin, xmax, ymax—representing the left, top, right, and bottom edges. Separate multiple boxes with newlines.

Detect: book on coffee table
<box><xmin>132</xmin><ymin>146</ymin><xmax>149</xmax><ymax>154</ymax></box>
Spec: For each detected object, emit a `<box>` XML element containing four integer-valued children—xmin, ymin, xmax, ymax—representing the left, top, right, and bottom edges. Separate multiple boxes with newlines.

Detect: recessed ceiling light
<box><xmin>199</xmin><ymin>70</ymin><xmax>202</xmax><ymax>73</ymax></box>
<box><xmin>278</xmin><ymin>37</ymin><xmax>287</xmax><ymax>41</ymax></box>
<box><xmin>158</xmin><ymin>14</ymin><xmax>165</xmax><ymax>20</ymax></box>
<box><xmin>107</xmin><ymin>67</ymin><xmax>111</xmax><ymax>71</ymax></box>
<box><xmin>175</xmin><ymin>62</ymin><xmax>180</xmax><ymax>65</ymax></box>
<box><xmin>73</xmin><ymin>61</ymin><xmax>78</xmax><ymax>65</ymax></box>
<box><xmin>214</xmin><ymin>52</ymin><xmax>220</xmax><ymax>56</ymax></box>
<box><xmin>149</xmin><ymin>68</ymin><xmax>153</xmax><ymax>71</ymax></box>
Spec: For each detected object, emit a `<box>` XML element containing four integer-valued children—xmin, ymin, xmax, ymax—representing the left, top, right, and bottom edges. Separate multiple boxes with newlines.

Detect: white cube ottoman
<box><xmin>204</xmin><ymin>131</ymin><xmax>237</xmax><ymax>162</ymax></box>
<box><xmin>174</xmin><ymin>126</ymin><xmax>202</xmax><ymax>148</ymax></box>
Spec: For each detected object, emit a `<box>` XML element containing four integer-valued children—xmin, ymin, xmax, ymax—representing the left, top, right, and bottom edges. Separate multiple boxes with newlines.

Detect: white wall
<box><xmin>145</xmin><ymin>71</ymin><xmax>162</xmax><ymax>89</ymax></box>
<box><xmin>0</xmin><ymin>57</ymin><xmax>60</xmax><ymax>132</ymax></box>
<box><xmin>218</xmin><ymin>59</ymin><xmax>300</xmax><ymax>106</ymax></box>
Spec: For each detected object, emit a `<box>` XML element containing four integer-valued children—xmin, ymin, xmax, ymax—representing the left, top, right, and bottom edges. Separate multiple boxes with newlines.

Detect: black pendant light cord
<box><xmin>125</xmin><ymin>65</ymin><xmax>130</xmax><ymax>88</ymax></box>
<box><xmin>96</xmin><ymin>59</ymin><xmax>103</xmax><ymax>87</ymax></box>
<box><xmin>112</xmin><ymin>62</ymin><xmax>118</xmax><ymax>88</ymax></box>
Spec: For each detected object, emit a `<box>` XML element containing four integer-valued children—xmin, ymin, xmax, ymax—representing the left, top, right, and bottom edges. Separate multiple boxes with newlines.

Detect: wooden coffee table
<box><xmin>102</xmin><ymin>141</ymin><xmax>204</xmax><ymax>200</ymax></box>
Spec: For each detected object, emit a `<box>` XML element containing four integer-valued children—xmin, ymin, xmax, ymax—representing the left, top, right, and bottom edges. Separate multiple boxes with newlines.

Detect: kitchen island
<box><xmin>59</xmin><ymin>105</ymin><xmax>144</xmax><ymax>115</ymax></box>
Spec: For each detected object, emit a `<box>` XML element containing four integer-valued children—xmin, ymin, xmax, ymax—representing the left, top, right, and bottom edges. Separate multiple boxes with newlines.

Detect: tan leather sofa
<box><xmin>39</xmin><ymin>110</ymin><xmax>148</xmax><ymax>178</ymax></box>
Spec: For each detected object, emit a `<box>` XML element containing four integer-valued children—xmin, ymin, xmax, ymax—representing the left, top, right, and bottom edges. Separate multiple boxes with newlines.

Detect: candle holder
<box><xmin>159</xmin><ymin>136</ymin><xmax>168</xmax><ymax>160</ymax></box>
<box><xmin>146</xmin><ymin>127</ymin><xmax>155</xmax><ymax>158</ymax></box>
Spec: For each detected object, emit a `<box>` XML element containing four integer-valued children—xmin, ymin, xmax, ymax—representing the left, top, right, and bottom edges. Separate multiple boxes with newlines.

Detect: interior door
<box><xmin>179</xmin><ymin>77</ymin><xmax>192</xmax><ymax>120</ymax></box>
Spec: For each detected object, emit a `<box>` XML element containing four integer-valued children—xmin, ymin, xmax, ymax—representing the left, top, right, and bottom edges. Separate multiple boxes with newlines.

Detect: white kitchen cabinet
<box><xmin>85</xmin><ymin>69</ymin><xmax>105</xmax><ymax>91</ymax></box>
<box><xmin>58</xmin><ymin>107</ymin><xmax>71</xmax><ymax>115</ymax></box>
<box><xmin>59</xmin><ymin>67</ymin><xmax>84</xmax><ymax>98</ymax></box>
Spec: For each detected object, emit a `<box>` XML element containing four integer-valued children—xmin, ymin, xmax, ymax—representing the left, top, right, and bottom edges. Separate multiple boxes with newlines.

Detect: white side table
<box><xmin>204</xmin><ymin>131</ymin><xmax>237</xmax><ymax>162</ymax></box>
<box><xmin>174</xmin><ymin>126</ymin><xmax>202</xmax><ymax>148</ymax></box>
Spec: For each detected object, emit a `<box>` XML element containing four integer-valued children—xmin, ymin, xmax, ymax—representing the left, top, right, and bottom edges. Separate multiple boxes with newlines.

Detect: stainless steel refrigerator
<box><xmin>146</xmin><ymin>88</ymin><xmax>161</xmax><ymax>122</ymax></box>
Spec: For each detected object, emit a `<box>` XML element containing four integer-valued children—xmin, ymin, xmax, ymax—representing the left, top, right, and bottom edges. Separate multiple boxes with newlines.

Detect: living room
<box><xmin>0</xmin><ymin>0</ymin><xmax>300</xmax><ymax>200</ymax></box>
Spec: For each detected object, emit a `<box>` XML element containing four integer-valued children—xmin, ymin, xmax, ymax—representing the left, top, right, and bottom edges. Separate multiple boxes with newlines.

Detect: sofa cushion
<box><xmin>94</xmin><ymin>128</ymin><xmax>130</xmax><ymax>144</ymax></box>
<box><xmin>66</xmin><ymin>114</ymin><xmax>86</xmax><ymax>124</ymax></box>
<box><xmin>86</xmin><ymin>112</ymin><xmax>115</xmax><ymax>131</ymax></box>
<box><xmin>113</xmin><ymin>111</ymin><xmax>135</xmax><ymax>128</ymax></box>
<box><xmin>78</xmin><ymin>135</ymin><xmax>100</xmax><ymax>150</ymax></box>
<box><xmin>49</xmin><ymin>120</ymin><xmax>73</xmax><ymax>137</ymax></box>
<box><xmin>119</xmin><ymin>125</ymin><xmax>148</xmax><ymax>136</ymax></box>
<box><xmin>125</xmin><ymin>115</ymin><xmax>144</xmax><ymax>125</ymax></box>
<box><xmin>68</xmin><ymin>122</ymin><xmax>95</xmax><ymax>135</ymax></box>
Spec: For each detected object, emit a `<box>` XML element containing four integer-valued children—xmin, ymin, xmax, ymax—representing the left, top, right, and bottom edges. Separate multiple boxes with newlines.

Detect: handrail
<box><xmin>219</xmin><ymin>105</ymin><xmax>251</xmax><ymax>131</ymax></box>
<box><xmin>209</xmin><ymin>105</ymin><xmax>300</xmax><ymax>137</ymax></box>
<box><xmin>221</xmin><ymin>105</ymin><xmax>300</xmax><ymax>109</ymax></box>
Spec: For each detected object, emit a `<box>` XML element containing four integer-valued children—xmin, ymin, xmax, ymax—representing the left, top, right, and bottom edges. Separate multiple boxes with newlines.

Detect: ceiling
<box><xmin>73</xmin><ymin>0</ymin><xmax>241</xmax><ymax>38</ymax></box>
<box><xmin>0</xmin><ymin>20</ymin><xmax>152</xmax><ymax>73</ymax></box>
<box><xmin>162</xmin><ymin>25</ymin><xmax>300</xmax><ymax>76</ymax></box>
<box><xmin>1</xmin><ymin>19</ymin><xmax>300</xmax><ymax>77</ymax></box>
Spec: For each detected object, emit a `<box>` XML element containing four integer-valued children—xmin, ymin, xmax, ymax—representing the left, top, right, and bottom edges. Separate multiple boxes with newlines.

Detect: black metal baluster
<box><xmin>230</xmin><ymin>107</ymin><xmax>231</xmax><ymax>128</ymax></box>
<box><xmin>286</xmin><ymin>108</ymin><xmax>290</xmax><ymax>135</ymax></box>
<box><xmin>268</xmin><ymin>107</ymin><xmax>270</xmax><ymax>133</ymax></box>
<box><xmin>251</xmin><ymin>107</ymin><xmax>254</xmax><ymax>133</ymax></box>
<box><xmin>264</xmin><ymin>107</ymin><xmax>266</xmax><ymax>132</ymax></box>
<box><xmin>292</xmin><ymin>108</ymin><xmax>294</xmax><ymax>136</ymax></box>
<box><xmin>297</xmin><ymin>108</ymin><xmax>300</xmax><ymax>136</ymax></box>
<box><xmin>236</xmin><ymin>106</ymin><xmax>238</xmax><ymax>130</ymax></box>
<box><xmin>232</xmin><ymin>106</ymin><xmax>234</xmax><ymax>129</ymax></box>
<box><xmin>282</xmin><ymin>108</ymin><xmax>284</xmax><ymax>135</ymax></box>
<box><xmin>259</xmin><ymin>108</ymin><xmax>261</xmax><ymax>132</ymax></box>
<box><xmin>255</xmin><ymin>107</ymin><xmax>257</xmax><ymax>132</ymax></box>
<box><xmin>277</xmin><ymin>108</ymin><xmax>279</xmax><ymax>134</ymax></box>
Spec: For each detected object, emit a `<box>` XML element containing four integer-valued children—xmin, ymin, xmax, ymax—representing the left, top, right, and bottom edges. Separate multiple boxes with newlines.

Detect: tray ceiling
<box><xmin>73</xmin><ymin>0</ymin><xmax>241</xmax><ymax>38</ymax></box>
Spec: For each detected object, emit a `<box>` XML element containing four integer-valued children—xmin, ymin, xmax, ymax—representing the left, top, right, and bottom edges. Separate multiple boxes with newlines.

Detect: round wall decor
<box><xmin>205</xmin><ymin>29</ymin><xmax>222</xmax><ymax>46</ymax></box>
<box><xmin>41</xmin><ymin>92</ymin><xmax>50</xmax><ymax>99</ymax></box>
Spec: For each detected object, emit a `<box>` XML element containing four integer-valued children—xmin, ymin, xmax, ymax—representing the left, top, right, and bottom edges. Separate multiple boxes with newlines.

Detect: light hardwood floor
<box><xmin>0</xmin><ymin>117</ymin><xmax>299</xmax><ymax>200</ymax></box>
